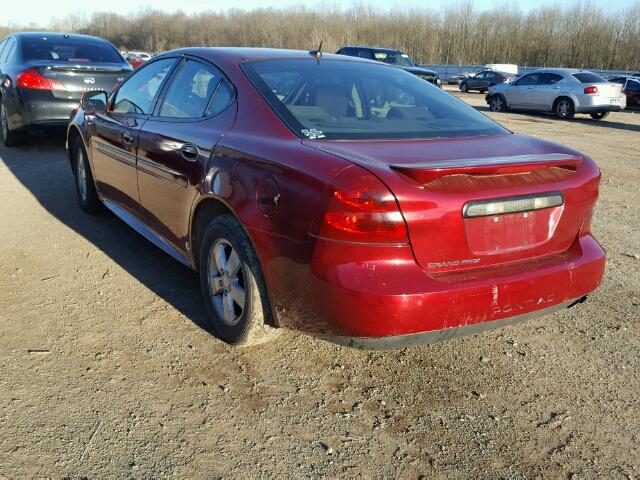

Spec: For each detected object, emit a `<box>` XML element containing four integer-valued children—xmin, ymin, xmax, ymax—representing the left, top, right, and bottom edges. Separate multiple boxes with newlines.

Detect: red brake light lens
<box><xmin>16</xmin><ymin>69</ymin><xmax>65</xmax><ymax>91</ymax></box>
<box><xmin>313</xmin><ymin>167</ymin><xmax>408</xmax><ymax>244</ymax></box>
<box><xmin>584</xmin><ymin>85</ymin><xmax>598</xmax><ymax>94</ymax></box>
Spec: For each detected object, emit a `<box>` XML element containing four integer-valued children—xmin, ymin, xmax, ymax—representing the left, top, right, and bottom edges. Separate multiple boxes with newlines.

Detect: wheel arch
<box><xmin>189</xmin><ymin>195</ymin><xmax>280</xmax><ymax>327</ymax></box>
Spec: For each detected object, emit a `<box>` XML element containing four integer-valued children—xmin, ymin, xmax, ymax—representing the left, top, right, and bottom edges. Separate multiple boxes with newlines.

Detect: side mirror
<box><xmin>81</xmin><ymin>90</ymin><xmax>108</xmax><ymax>114</ymax></box>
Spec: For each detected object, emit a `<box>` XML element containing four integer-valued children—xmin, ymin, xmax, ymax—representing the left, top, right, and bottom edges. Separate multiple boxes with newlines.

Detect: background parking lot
<box><xmin>0</xmin><ymin>91</ymin><xmax>638</xmax><ymax>478</ymax></box>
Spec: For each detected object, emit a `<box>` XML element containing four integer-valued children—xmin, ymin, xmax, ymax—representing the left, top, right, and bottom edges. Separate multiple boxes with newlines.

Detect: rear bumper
<box><xmin>293</xmin><ymin>234</ymin><xmax>605</xmax><ymax>343</ymax></box>
<box><xmin>575</xmin><ymin>95</ymin><xmax>626</xmax><ymax>113</ymax></box>
<box><xmin>328</xmin><ymin>297</ymin><xmax>586</xmax><ymax>349</ymax></box>
<box><xmin>6</xmin><ymin>89</ymin><xmax>78</xmax><ymax>130</ymax></box>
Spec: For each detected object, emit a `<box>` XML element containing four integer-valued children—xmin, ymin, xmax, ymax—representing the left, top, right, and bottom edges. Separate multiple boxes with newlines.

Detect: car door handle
<box><xmin>122</xmin><ymin>132</ymin><xmax>135</xmax><ymax>145</ymax></box>
<box><xmin>180</xmin><ymin>144</ymin><xmax>199</xmax><ymax>162</ymax></box>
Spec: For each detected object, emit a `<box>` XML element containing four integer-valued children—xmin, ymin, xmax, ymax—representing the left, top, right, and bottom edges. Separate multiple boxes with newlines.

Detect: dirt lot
<box><xmin>0</xmin><ymin>91</ymin><xmax>638</xmax><ymax>478</ymax></box>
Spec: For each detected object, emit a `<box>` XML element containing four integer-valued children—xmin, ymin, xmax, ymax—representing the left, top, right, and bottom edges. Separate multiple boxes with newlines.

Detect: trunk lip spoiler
<box><xmin>390</xmin><ymin>153</ymin><xmax>580</xmax><ymax>171</ymax></box>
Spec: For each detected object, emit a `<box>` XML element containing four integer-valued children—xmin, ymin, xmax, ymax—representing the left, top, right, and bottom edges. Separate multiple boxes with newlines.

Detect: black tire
<box><xmin>590</xmin><ymin>112</ymin><xmax>609</xmax><ymax>120</ymax></box>
<box><xmin>479</xmin><ymin>88</ymin><xmax>487</xmax><ymax>94</ymax></box>
<box><xmin>72</xmin><ymin>137</ymin><xmax>102</xmax><ymax>214</ymax></box>
<box><xmin>199</xmin><ymin>214</ymin><xmax>278</xmax><ymax>346</ymax></box>
<box><xmin>489</xmin><ymin>94</ymin><xmax>508</xmax><ymax>112</ymax></box>
<box><xmin>554</xmin><ymin>97</ymin><xmax>575</xmax><ymax>120</ymax></box>
<box><xmin>0</xmin><ymin>97</ymin><xmax>21</xmax><ymax>147</ymax></box>
<box><xmin>460</xmin><ymin>82</ymin><xmax>469</xmax><ymax>93</ymax></box>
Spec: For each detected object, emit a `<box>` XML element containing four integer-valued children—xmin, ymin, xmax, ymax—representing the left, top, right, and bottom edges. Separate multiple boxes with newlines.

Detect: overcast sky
<box><xmin>2</xmin><ymin>0</ymin><xmax>635</xmax><ymax>26</ymax></box>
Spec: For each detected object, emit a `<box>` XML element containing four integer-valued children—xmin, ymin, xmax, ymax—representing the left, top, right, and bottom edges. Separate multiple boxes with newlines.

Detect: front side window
<box><xmin>158</xmin><ymin>60</ymin><xmax>230</xmax><ymax>119</ymax></box>
<box><xmin>516</xmin><ymin>73</ymin><xmax>542</xmax><ymax>86</ymax></box>
<box><xmin>112</xmin><ymin>58</ymin><xmax>175</xmax><ymax>115</ymax></box>
<box><xmin>243</xmin><ymin>59</ymin><xmax>508</xmax><ymax>140</ymax></box>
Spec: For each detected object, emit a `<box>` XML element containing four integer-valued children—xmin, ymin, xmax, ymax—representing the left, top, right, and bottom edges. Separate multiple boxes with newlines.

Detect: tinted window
<box><xmin>357</xmin><ymin>50</ymin><xmax>374</xmax><ymax>59</ymax></box>
<box><xmin>609</xmin><ymin>77</ymin><xmax>626</xmax><ymax>84</ymax></box>
<box><xmin>517</xmin><ymin>73</ymin><xmax>542</xmax><ymax>86</ymax></box>
<box><xmin>112</xmin><ymin>58</ymin><xmax>175</xmax><ymax>115</ymax></box>
<box><xmin>541</xmin><ymin>73</ymin><xmax>563</xmax><ymax>85</ymax></box>
<box><xmin>0</xmin><ymin>40</ymin><xmax>7</xmax><ymax>63</ymax></box>
<box><xmin>4</xmin><ymin>39</ymin><xmax>16</xmax><ymax>63</ymax></box>
<box><xmin>626</xmin><ymin>79</ymin><xmax>640</xmax><ymax>92</ymax></box>
<box><xmin>21</xmin><ymin>37</ymin><xmax>123</xmax><ymax>63</ymax></box>
<box><xmin>159</xmin><ymin>60</ymin><xmax>226</xmax><ymax>118</ymax></box>
<box><xmin>205</xmin><ymin>80</ymin><xmax>234</xmax><ymax>116</ymax></box>
<box><xmin>371</xmin><ymin>50</ymin><xmax>414</xmax><ymax>67</ymax></box>
<box><xmin>338</xmin><ymin>48</ymin><xmax>357</xmax><ymax>57</ymax></box>
<box><xmin>243</xmin><ymin>59</ymin><xmax>507</xmax><ymax>140</ymax></box>
<box><xmin>572</xmin><ymin>72</ymin><xmax>606</xmax><ymax>83</ymax></box>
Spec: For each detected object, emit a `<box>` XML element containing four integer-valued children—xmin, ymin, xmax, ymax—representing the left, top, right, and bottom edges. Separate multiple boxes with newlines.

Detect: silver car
<box><xmin>486</xmin><ymin>69</ymin><xmax>626</xmax><ymax>120</ymax></box>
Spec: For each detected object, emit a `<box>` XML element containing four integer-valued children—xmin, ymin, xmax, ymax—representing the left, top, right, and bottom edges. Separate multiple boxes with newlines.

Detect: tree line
<box><xmin>2</xmin><ymin>2</ymin><xmax>639</xmax><ymax>71</ymax></box>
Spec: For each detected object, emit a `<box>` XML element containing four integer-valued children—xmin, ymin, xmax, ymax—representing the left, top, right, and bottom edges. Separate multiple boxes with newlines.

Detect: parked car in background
<box><xmin>459</xmin><ymin>69</ymin><xmax>516</xmax><ymax>93</ymax></box>
<box><xmin>608</xmin><ymin>75</ymin><xmax>640</xmax><ymax>108</ymax></box>
<box><xmin>621</xmin><ymin>77</ymin><xmax>640</xmax><ymax>109</ymax></box>
<box><xmin>336</xmin><ymin>46</ymin><xmax>441</xmax><ymax>86</ymax></box>
<box><xmin>126</xmin><ymin>52</ymin><xmax>151</xmax><ymax>69</ymax></box>
<box><xmin>67</xmin><ymin>48</ymin><xmax>604</xmax><ymax>349</ymax></box>
<box><xmin>0</xmin><ymin>32</ymin><xmax>132</xmax><ymax>146</ymax></box>
<box><xmin>487</xmin><ymin>69</ymin><xmax>626</xmax><ymax>120</ymax></box>
<box><xmin>482</xmin><ymin>63</ymin><xmax>518</xmax><ymax>75</ymax></box>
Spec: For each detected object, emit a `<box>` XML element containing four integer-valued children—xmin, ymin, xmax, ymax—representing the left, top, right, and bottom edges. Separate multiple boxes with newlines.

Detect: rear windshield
<box><xmin>242</xmin><ymin>59</ymin><xmax>508</xmax><ymax>140</ymax></box>
<box><xmin>21</xmin><ymin>38</ymin><xmax>123</xmax><ymax>63</ymax></box>
<box><xmin>572</xmin><ymin>72</ymin><xmax>606</xmax><ymax>83</ymax></box>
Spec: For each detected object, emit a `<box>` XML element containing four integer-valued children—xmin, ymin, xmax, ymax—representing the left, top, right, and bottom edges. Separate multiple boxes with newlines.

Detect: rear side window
<box><xmin>21</xmin><ymin>37</ymin><xmax>123</xmax><ymax>63</ymax></box>
<box><xmin>573</xmin><ymin>72</ymin><xmax>606</xmax><ymax>83</ymax></box>
<box><xmin>112</xmin><ymin>58</ymin><xmax>175</xmax><ymax>115</ymax></box>
<box><xmin>0</xmin><ymin>38</ymin><xmax>14</xmax><ymax>64</ymax></box>
<box><xmin>541</xmin><ymin>73</ymin><xmax>564</xmax><ymax>84</ymax></box>
<box><xmin>158</xmin><ymin>60</ymin><xmax>230</xmax><ymax>119</ymax></box>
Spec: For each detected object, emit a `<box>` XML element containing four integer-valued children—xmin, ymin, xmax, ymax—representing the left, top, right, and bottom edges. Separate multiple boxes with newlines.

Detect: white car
<box><xmin>487</xmin><ymin>69</ymin><xmax>626</xmax><ymax>120</ymax></box>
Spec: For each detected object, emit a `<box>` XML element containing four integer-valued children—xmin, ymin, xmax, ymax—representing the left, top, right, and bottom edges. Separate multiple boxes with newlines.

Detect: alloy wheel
<box><xmin>207</xmin><ymin>238</ymin><xmax>246</xmax><ymax>326</ymax></box>
<box><xmin>490</xmin><ymin>96</ymin><xmax>505</xmax><ymax>112</ymax></box>
<box><xmin>557</xmin><ymin>100</ymin><xmax>571</xmax><ymax>118</ymax></box>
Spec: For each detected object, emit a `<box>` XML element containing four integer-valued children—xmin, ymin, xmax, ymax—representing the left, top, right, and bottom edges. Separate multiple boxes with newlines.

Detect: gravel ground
<box><xmin>0</xmin><ymin>92</ymin><xmax>638</xmax><ymax>478</ymax></box>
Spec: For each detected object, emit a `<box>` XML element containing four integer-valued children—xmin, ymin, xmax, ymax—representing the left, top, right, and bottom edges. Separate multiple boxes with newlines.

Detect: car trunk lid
<box><xmin>303</xmin><ymin>135</ymin><xmax>600</xmax><ymax>273</ymax></box>
<box><xmin>27</xmin><ymin>61</ymin><xmax>131</xmax><ymax>100</ymax></box>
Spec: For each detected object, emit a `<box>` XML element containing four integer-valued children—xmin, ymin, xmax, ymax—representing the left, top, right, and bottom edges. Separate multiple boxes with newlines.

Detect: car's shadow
<box><xmin>475</xmin><ymin>105</ymin><xmax>640</xmax><ymax>133</ymax></box>
<box><xmin>1</xmin><ymin>132</ymin><xmax>213</xmax><ymax>333</ymax></box>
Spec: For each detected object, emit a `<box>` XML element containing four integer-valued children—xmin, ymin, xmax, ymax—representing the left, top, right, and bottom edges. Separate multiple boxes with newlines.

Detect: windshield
<box><xmin>22</xmin><ymin>38</ymin><xmax>123</xmax><ymax>63</ymax></box>
<box><xmin>242</xmin><ymin>59</ymin><xmax>508</xmax><ymax>140</ymax></box>
<box><xmin>372</xmin><ymin>51</ymin><xmax>414</xmax><ymax>67</ymax></box>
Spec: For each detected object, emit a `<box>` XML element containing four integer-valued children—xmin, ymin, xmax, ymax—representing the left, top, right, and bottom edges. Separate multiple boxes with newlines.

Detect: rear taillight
<box><xmin>584</xmin><ymin>85</ymin><xmax>598</xmax><ymax>94</ymax></box>
<box><xmin>313</xmin><ymin>167</ymin><xmax>408</xmax><ymax>244</ymax></box>
<box><xmin>16</xmin><ymin>69</ymin><xmax>65</xmax><ymax>91</ymax></box>
<box><xmin>500</xmin><ymin>76</ymin><xmax>507</xmax><ymax>82</ymax></box>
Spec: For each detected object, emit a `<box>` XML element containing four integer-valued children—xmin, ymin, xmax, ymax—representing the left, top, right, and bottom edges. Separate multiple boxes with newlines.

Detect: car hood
<box><xmin>403</xmin><ymin>66</ymin><xmax>438</xmax><ymax>76</ymax></box>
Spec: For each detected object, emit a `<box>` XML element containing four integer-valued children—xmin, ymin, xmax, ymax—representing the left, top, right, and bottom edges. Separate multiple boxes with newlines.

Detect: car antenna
<box><xmin>309</xmin><ymin>41</ymin><xmax>323</xmax><ymax>60</ymax></box>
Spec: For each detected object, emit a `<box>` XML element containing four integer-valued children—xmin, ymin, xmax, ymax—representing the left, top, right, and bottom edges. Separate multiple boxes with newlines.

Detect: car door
<box><xmin>90</xmin><ymin>58</ymin><xmax>176</xmax><ymax>214</ymax></box>
<box><xmin>136</xmin><ymin>58</ymin><xmax>236</xmax><ymax>252</ymax></box>
<box><xmin>533</xmin><ymin>73</ymin><xmax>565</xmax><ymax>110</ymax></box>
<box><xmin>504</xmin><ymin>73</ymin><xmax>541</xmax><ymax>108</ymax></box>
<box><xmin>624</xmin><ymin>78</ymin><xmax>640</xmax><ymax>108</ymax></box>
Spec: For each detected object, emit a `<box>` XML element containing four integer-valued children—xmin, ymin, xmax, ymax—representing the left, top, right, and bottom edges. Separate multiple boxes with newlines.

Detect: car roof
<box><xmin>8</xmin><ymin>32</ymin><xmax>112</xmax><ymax>43</ymax></box>
<box><xmin>157</xmin><ymin>47</ymin><xmax>376</xmax><ymax>65</ymax></box>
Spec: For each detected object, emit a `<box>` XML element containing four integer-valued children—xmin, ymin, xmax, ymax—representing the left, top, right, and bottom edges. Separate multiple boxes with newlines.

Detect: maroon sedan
<box><xmin>67</xmin><ymin>48</ymin><xmax>605</xmax><ymax>348</ymax></box>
